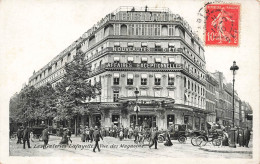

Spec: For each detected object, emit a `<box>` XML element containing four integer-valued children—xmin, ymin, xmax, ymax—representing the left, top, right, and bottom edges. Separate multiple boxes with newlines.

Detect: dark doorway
<box><xmin>112</xmin><ymin>115</ymin><xmax>120</xmax><ymax>127</ymax></box>
<box><xmin>167</xmin><ymin>115</ymin><xmax>175</xmax><ymax>128</ymax></box>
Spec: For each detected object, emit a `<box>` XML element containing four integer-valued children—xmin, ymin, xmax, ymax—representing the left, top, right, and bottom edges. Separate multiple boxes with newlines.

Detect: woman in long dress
<box><xmin>164</xmin><ymin>131</ymin><xmax>173</xmax><ymax>146</ymax></box>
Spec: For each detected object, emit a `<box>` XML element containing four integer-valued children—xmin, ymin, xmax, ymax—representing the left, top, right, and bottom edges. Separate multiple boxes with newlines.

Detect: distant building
<box><xmin>205</xmin><ymin>72</ymin><xmax>218</xmax><ymax>122</ymax></box>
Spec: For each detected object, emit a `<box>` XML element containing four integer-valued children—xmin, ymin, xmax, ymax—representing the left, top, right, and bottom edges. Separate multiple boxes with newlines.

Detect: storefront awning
<box><xmin>118</xmin><ymin>96</ymin><xmax>175</xmax><ymax>104</ymax></box>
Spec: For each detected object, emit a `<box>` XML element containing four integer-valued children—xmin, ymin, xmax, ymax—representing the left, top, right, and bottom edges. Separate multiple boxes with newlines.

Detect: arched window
<box><xmin>104</xmin><ymin>24</ymin><xmax>114</xmax><ymax>37</ymax></box>
<box><xmin>161</xmin><ymin>25</ymin><xmax>168</xmax><ymax>36</ymax></box>
<box><xmin>188</xmin><ymin>80</ymin><xmax>190</xmax><ymax>89</ymax></box>
<box><xmin>120</xmin><ymin>24</ymin><xmax>127</xmax><ymax>35</ymax></box>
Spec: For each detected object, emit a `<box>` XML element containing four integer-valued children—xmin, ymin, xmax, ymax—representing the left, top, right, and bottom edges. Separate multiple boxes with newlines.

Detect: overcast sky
<box><xmin>0</xmin><ymin>0</ymin><xmax>259</xmax><ymax>112</ymax></box>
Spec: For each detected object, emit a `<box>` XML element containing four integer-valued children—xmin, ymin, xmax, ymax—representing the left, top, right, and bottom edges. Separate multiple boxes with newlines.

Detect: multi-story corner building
<box><xmin>28</xmin><ymin>6</ymin><xmax>208</xmax><ymax>130</ymax></box>
<box><xmin>205</xmin><ymin>72</ymin><xmax>218</xmax><ymax>122</ymax></box>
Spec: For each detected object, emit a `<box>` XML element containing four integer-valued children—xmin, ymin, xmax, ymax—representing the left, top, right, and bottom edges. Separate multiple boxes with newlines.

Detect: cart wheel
<box><xmin>158</xmin><ymin>136</ymin><xmax>164</xmax><ymax>143</ymax></box>
<box><xmin>178</xmin><ymin>136</ymin><xmax>186</xmax><ymax>144</ymax></box>
<box><xmin>212</xmin><ymin>138</ymin><xmax>221</xmax><ymax>146</ymax></box>
<box><xmin>198</xmin><ymin>136</ymin><xmax>207</xmax><ymax>147</ymax></box>
<box><xmin>191</xmin><ymin>136</ymin><xmax>197</xmax><ymax>146</ymax></box>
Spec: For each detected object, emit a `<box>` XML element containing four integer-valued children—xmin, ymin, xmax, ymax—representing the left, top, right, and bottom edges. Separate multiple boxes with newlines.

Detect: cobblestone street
<box><xmin>9</xmin><ymin>135</ymin><xmax>252</xmax><ymax>158</ymax></box>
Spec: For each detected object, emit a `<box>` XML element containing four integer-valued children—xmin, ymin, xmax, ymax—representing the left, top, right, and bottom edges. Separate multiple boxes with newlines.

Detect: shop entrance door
<box><xmin>112</xmin><ymin>115</ymin><xmax>120</xmax><ymax>127</ymax></box>
<box><xmin>167</xmin><ymin>115</ymin><xmax>175</xmax><ymax>128</ymax></box>
<box><xmin>93</xmin><ymin>114</ymin><xmax>101</xmax><ymax>127</ymax></box>
<box><xmin>130</xmin><ymin>115</ymin><xmax>156</xmax><ymax>128</ymax></box>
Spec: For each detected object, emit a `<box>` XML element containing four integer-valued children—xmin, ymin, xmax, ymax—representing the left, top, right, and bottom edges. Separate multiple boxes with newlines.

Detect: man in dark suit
<box><xmin>17</xmin><ymin>127</ymin><xmax>23</xmax><ymax>144</ymax></box>
<box><xmin>92</xmin><ymin>126</ymin><xmax>103</xmax><ymax>152</ymax></box>
<box><xmin>149</xmin><ymin>127</ymin><xmax>158</xmax><ymax>149</ymax></box>
<box><xmin>133</xmin><ymin>127</ymin><xmax>139</xmax><ymax>143</ymax></box>
<box><xmin>42</xmin><ymin>126</ymin><xmax>49</xmax><ymax>149</ymax></box>
<box><xmin>23</xmin><ymin>126</ymin><xmax>31</xmax><ymax>149</ymax></box>
<box><xmin>244</xmin><ymin>127</ymin><xmax>251</xmax><ymax>148</ymax></box>
<box><xmin>238</xmin><ymin>128</ymin><xmax>244</xmax><ymax>147</ymax></box>
<box><xmin>89</xmin><ymin>127</ymin><xmax>94</xmax><ymax>143</ymax></box>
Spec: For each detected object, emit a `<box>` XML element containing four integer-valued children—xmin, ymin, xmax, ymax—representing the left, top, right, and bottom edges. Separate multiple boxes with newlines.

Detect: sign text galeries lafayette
<box><xmin>105</xmin><ymin>63</ymin><xmax>182</xmax><ymax>69</ymax></box>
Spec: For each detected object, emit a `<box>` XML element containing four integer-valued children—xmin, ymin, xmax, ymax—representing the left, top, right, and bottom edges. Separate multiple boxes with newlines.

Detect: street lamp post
<box><xmin>134</xmin><ymin>88</ymin><xmax>140</xmax><ymax>127</ymax></box>
<box><xmin>229</xmin><ymin>61</ymin><xmax>239</xmax><ymax>148</ymax></box>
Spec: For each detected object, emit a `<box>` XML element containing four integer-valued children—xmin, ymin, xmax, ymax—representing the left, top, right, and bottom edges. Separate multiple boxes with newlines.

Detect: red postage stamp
<box><xmin>205</xmin><ymin>4</ymin><xmax>240</xmax><ymax>46</ymax></box>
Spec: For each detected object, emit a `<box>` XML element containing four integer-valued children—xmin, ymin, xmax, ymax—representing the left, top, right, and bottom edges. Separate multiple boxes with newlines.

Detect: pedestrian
<box><xmin>67</xmin><ymin>128</ymin><xmax>72</xmax><ymax>143</ymax></box>
<box><xmin>81</xmin><ymin>127</ymin><xmax>86</xmax><ymax>142</ymax></box>
<box><xmin>92</xmin><ymin>126</ymin><xmax>103</xmax><ymax>152</ymax></box>
<box><xmin>138</xmin><ymin>127</ymin><xmax>144</xmax><ymax>145</ymax></box>
<box><xmin>22</xmin><ymin>126</ymin><xmax>31</xmax><ymax>149</ymax></box>
<box><xmin>59</xmin><ymin>128</ymin><xmax>69</xmax><ymax>145</ymax></box>
<box><xmin>244</xmin><ymin>127</ymin><xmax>251</xmax><ymax>148</ymax></box>
<box><xmin>89</xmin><ymin>127</ymin><xmax>94</xmax><ymax>143</ymax></box>
<box><xmin>222</xmin><ymin>129</ymin><xmax>229</xmax><ymax>146</ymax></box>
<box><xmin>128</xmin><ymin>127</ymin><xmax>133</xmax><ymax>139</ymax></box>
<box><xmin>133</xmin><ymin>127</ymin><xmax>139</xmax><ymax>144</ymax></box>
<box><xmin>149</xmin><ymin>127</ymin><xmax>159</xmax><ymax>149</ymax></box>
<box><xmin>85</xmin><ymin>127</ymin><xmax>90</xmax><ymax>142</ymax></box>
<box><xmin>119</xmin><ymin>129</ymin><xmax>124</xmax><ymax>141</ymax></box>
<box><xmin>16</xmin><ymin>127</ymin><xmax>23</xmax><ymax>144</ymax></box>
<box><xmin>42</xmin><ymin>126</ymin><xmax>49</xmax><ymax>149</ymax></box>
<box><xmin>238</xmin><ymin>128</ymin><xmax>244</xmax><ymax>147</ymax></box>
<box><xmin>124</xmin><ymin>128</ymin><xmax>128</xmax><ymax>139</ymax></box>
<box><xmin>164</xmin><ymin>130</ymin><xmax>173</xmax><ymax>146</ymax></box>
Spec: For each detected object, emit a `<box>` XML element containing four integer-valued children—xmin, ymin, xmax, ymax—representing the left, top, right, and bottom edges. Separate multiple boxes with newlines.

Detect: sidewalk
<box><xmin>199</xmin><ymin>145</ymin><xmax>252</xmax><ymax>154</ymax></box>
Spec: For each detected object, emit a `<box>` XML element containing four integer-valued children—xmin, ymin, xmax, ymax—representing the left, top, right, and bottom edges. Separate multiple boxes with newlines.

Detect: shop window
<box><xmin>168</xmin><ymin>74</ymin><xmax>174</xmax><ymax>85</ymax></box>
<box><xmin>112</xmin><ymin>115</ymin><xmax>120</xmax><ymax>127</ymax></box>
<box><xmin>141</xmin><ymin>43</ymin><xmax>147</xmax><ymax>47</ymax></box>
<box><xmin>127</xmin><ymin>42</ymin><xmax>134</xmax><ymax>47</ymax></box>
<box><xmin>154</xmin><ymin>57</ymin><xmax>161</xmax><ymax>64</ymax></box>
<box><xmin>127</xmin><ymin>57</ymin><xmax>134</xmax><ymax>64</ymax></box>
<box><xmin>168</xmin><ymin>57</ymin><xmax>175</xmax><ymax>64</ymax></box>
<box><xmin>113</xmin><ymin>73</ymin><xmax>120</xmax><ymax>85</ymax></box>
<box><xmin>154</xmin><ymin>74</ymin><xmax>161</xmax><ymax>85</ymax></box>
<box><xmin>155</xmin><ymin>43</ymin><xmax>161</xmax><ymax>51</ymax></box>
<box><xmin>184</xmin><ymin>115</ymin><xmax>189</xmax><ymax>124</ymax></box>
<box><xmin>113</xmin><ymin>90</ymin><xmax>119</xmax><ymax>102</ymax></box>
<box><xmin>167</xmin><ymin>115</ymin><xmax>175</xmax><ymax>128</ymax></box>
<box><xmin>141</xmin><ymin>74</ymin><xmax>147</xmax><ymax>85</ymax></box>
<box><xmin>114</xmin><ymin>57</ymin><xmax>120</xmax><ymax>64</ymax></box>
<box><xmin>114</xmin><ymin>42</ymin><xmax>120</xmax><ymax>47</ymax></box>
<box><xmin>141</xmin><ymin>57</ymin><xmax>148</xmax><ymax>64</ymax></box>
<box><xmin>127</xmin><ymin>74</ymin><xmax>134</xmax><ymax>85</ymax></box>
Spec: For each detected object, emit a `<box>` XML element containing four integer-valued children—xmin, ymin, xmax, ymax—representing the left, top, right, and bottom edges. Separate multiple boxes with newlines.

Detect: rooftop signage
<box><xmin>112</xmin><ymin>47</ymin><xmax>179</xmax><ymax>52</ymax></box>
<box><xmin>105</xmin><ymin>63</ymin><xmax>182</xmax><ymax>69</ymax></box>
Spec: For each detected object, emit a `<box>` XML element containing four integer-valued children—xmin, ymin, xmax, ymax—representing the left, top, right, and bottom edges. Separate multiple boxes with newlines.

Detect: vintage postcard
<box><xmin>0</xmin><ymin>0</ymin><xmax>259</xmax><ymax>164</ymax></box>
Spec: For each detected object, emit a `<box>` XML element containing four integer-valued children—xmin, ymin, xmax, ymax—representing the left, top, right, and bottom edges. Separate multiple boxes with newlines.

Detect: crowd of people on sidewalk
<box><xmin>208</xmin><ymin>123</ymin><xmax>252</xmax><ymax>147</ymax></box>
<box><xmin>13</xmin><ymin>123</ymin><xmax>252</xmax><ymax>152</ymax></box>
